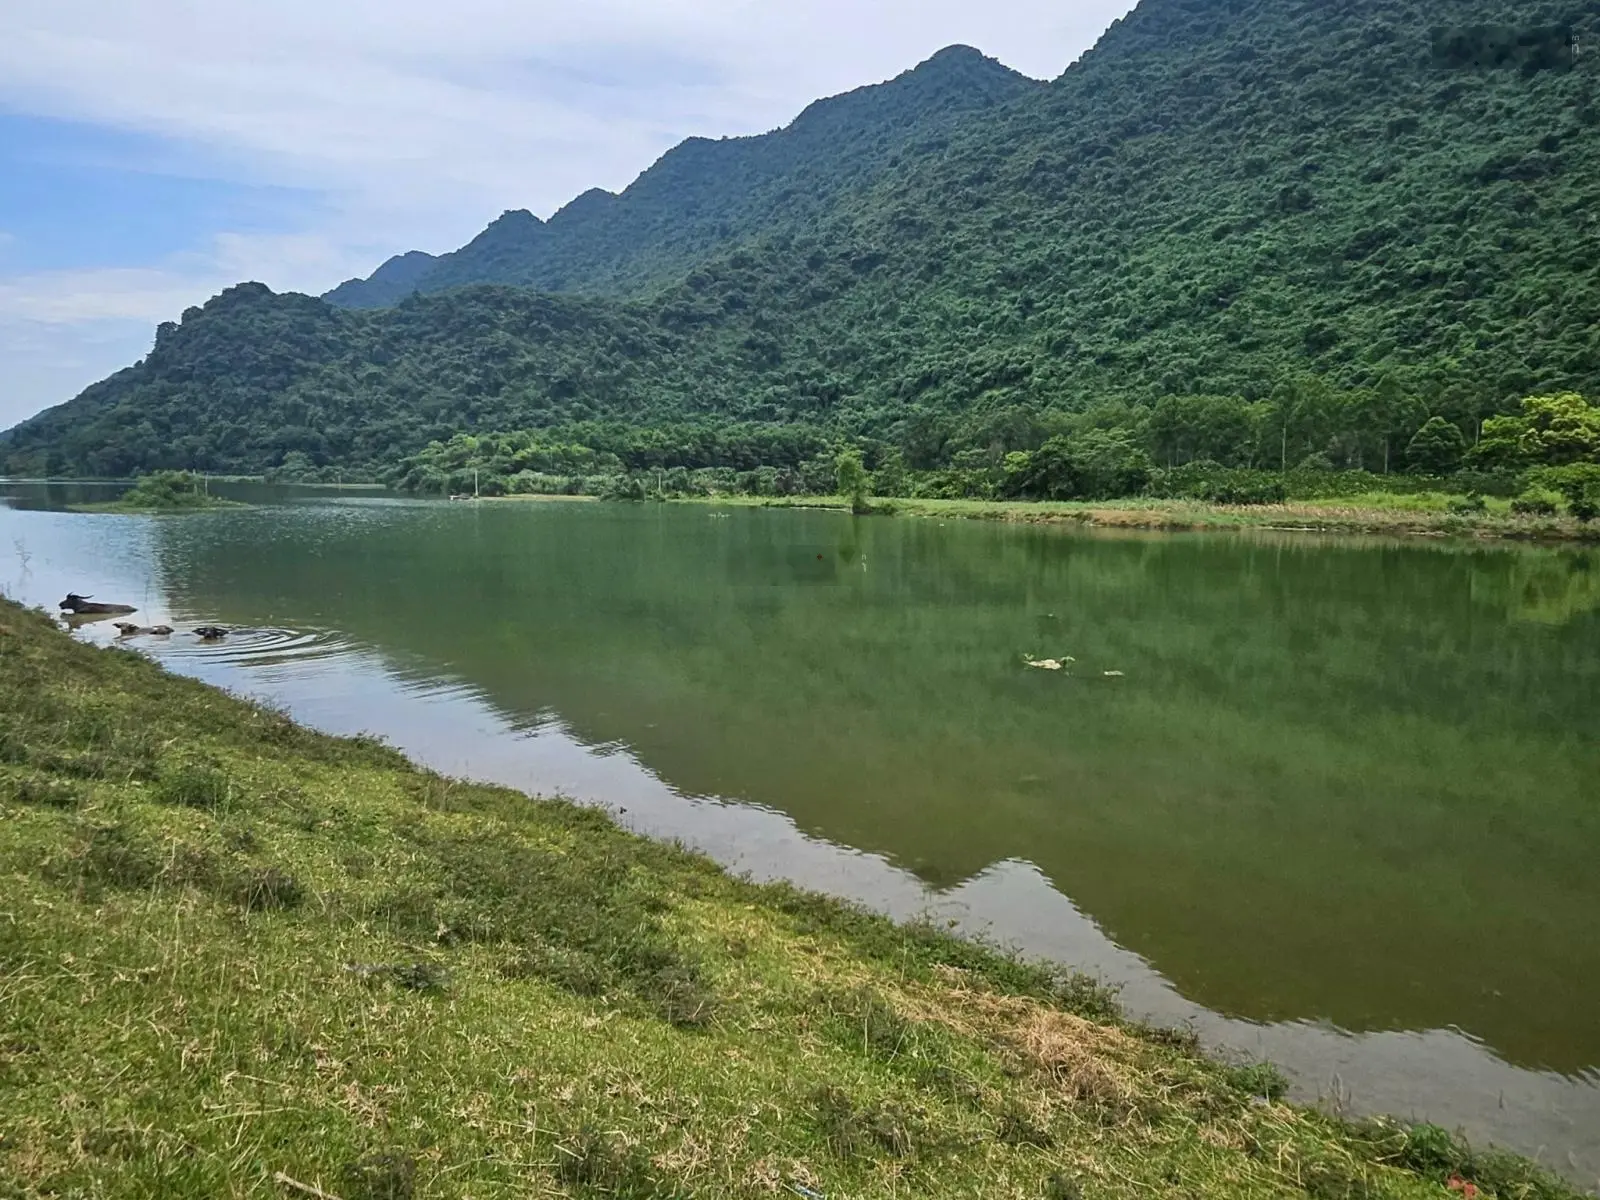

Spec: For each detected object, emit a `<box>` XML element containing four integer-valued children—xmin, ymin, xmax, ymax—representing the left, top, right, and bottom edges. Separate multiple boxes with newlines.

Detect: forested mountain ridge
<box><xmin>4</xmin><ymin>0</ymin><xmax>1598</xmax><ymax>479</ymax></box>
<box><xmin>322</xmin><ymin>250</ymin><xmax>438</xmax><ymax>308</ymax></box>
<box><xmin>323</xmin><ymin>46</ymin><xmax>1040</xmax><ymax>307</ymax></box>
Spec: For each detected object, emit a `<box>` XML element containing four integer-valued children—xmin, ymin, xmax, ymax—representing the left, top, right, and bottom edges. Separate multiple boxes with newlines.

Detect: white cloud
<box><xmin>0</xmin><ymin>317</ymin><xmax>152</xmax><ymax>429</ymax></box>
<box><xmin>0</xmin><ymin>232</ymin><xmax>359</xmax><ymax>326</ymax></box>
<box><xmin>0</xmin><ymin>1</ymin><xmax>1132</xmax><ymax>242</ymax></box>
<box><xmin>0</xmin><ymin>232</ymin><xmax>377</xmax><ymax>426</ymax></box>
<box><xmin>0</xmin><ymin>0</ymin><xmax>1136</xmax><ymax>424</ymax></box>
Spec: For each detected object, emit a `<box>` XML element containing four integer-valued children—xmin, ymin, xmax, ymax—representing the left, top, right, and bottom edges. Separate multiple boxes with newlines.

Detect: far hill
<box><xmin>321</xmin><ymin>250</ymin><xmax>438</xmax><ymax>308</ymax></box>
<box><xmin>323</xmin><ymin>46</ymin><xmax>1041</xmax><ymax>307</ymax></box>
<box><xmin>4</xmin><ymin>0</ymin><xmax>1598</xmax><ymax>479</ymax></box>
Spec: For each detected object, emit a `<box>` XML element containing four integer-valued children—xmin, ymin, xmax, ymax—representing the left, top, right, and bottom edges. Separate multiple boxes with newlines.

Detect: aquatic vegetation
<box><xmin>76</xmin><ymin>470</ymin><xmax>240</xmax><ymax>513</ymax></box>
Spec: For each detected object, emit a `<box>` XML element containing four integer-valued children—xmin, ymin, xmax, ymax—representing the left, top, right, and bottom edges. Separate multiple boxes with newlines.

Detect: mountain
<box><xmin>322</xmin><ymin>46</ymin><xmax>1040</xmax><ymax>307</ymax></box>
<box><xmin>322</xmin><ymin>250</ymin><xmax>438</xmax><ymax>308</ymax></box>
<box><xmin>5</xmin><ymin>0</ymin><xmax>1598</xmax><ymax>479</ymax></box>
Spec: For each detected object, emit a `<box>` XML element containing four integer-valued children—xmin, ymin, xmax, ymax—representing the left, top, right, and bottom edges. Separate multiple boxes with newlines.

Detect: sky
<box><xmin>0</xmin><ymin>0</ymin><xmax>1135</xmax><ymax>429</ymax></box>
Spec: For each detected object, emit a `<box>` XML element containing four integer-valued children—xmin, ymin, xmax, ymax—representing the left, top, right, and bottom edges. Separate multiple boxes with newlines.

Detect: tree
<box><xmin>1149</xmin><ymin>395</ymin><xmax>1255</xmax><ymax>467</ymax></box>
<box><xmin>1467</xmin><ymin>414</ymin><xmax>1532</xmax><ymax>472</ymax></box>
<box><xmin>1358</xmin><ymin>376</ymin><xmax>1428</xmax><ymax>474</ymax></box>
<box><xmin>1015</xmin><ymin>430</ymin><xmax>1153</xmax><ymax>500</ymax></box>
<box><xmin>1405</xmin><ymin>417</ymin><xmax>1467</xmax><ymax>474</ymax></box>
<box><xmin>871</xmin><ymin>448</ymin><xmax>911</xmax><ymax>497</ymax></box>
<box><xmin>834</xmin><ymin>447</ymin><xmax>870</xmax><ymax>513</ymax></box>
<box><xmin>1467</xmin><ymin>393</ymin><xmax>1600</xmax><ymax>470</ymax></box>
<box><xmin>1516</xmin><ymin>393</ymin><xmax>1600</xmax><ymax>465</ymax></box>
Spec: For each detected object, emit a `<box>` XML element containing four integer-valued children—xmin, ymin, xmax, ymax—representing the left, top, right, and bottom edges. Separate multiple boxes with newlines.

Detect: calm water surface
<box><xmin>4</xmin><ymin>482</ymin><xmax>1598</xmax><ymax>1185</ymax></box>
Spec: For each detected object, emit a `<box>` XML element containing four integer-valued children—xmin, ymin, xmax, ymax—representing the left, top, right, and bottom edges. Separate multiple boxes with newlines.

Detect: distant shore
<box><xmin>487</xmin><ymin>490</ymin><xmax>1600</xmax><ymax>544</ymax></box>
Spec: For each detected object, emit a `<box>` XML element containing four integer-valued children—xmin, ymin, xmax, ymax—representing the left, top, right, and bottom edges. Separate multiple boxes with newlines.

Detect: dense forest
<box><xmin>384</xmin><ymin>392</ymin><xmax>1600</xmax><ymax>519</ymax></box>
<box><xmin>4</xmin><ymin>0</ymin><xmax>1599</xmax><ymax>493</ymax></box>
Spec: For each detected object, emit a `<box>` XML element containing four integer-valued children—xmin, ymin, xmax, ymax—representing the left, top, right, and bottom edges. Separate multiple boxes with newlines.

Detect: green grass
<box><xmin>0</xmin><ymin>597</ymin><xmax>1586</xmax><ymax>1198</ymax></box>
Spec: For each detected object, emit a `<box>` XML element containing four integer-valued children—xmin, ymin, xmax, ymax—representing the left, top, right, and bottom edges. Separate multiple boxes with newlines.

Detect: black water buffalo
<box><xmin>60</xmin><ymin>594</ymin><xmax>136</xmax><ymax>615</ymax></box>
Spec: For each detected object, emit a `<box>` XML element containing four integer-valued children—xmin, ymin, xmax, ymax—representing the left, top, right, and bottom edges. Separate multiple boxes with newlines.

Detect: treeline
<box><xmin>388</xmin><ymin>391</ymin><xmax>1600</xmax><ymax>518</ymax></box>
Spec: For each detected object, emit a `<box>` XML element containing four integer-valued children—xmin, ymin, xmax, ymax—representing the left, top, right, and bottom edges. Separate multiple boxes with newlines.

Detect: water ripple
<box><xmin>151</xmin><ymin>626</ymin><xmax>357</xmax><ymax>668</ymax></box>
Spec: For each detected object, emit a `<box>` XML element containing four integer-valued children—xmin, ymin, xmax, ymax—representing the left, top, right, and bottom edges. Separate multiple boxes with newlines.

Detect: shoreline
<box><xmin>2</xmin><ymin>597</ymin><xmax>1588</xmax><ymax>1198</ymax></box>
<box><xmin>67</xmin><ymin>500</ymin><xmax>248</xmax><ymax>515</ymax></box>
<box><xmin>12</xmin><ymin>478</ymin><xmax>1593</xmax><ymax>544</ymax></box>
<box><xmin>485</xmin><ymin>490</ymin><xmax>1600</xmax><ymax>545</ymax></box>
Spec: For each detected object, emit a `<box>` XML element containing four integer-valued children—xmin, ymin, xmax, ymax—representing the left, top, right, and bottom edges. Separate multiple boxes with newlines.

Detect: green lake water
<box><xmin>4</xmin><ymin>483</ymin><xmax>1597</xmax><ymax>1184</ymax></box>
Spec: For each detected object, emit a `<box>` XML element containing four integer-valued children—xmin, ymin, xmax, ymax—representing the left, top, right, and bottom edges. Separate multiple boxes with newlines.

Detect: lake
<box><xmin>4</xmin><ymin>481</ymin><xmax>1598</xmax><ymax>1185</ymax></box>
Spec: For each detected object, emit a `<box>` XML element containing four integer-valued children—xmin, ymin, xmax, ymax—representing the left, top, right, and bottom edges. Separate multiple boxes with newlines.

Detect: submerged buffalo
<box><xmin>60</xmin><ymin>594</ymin><xmax>136</xmax><ymax>615</ymax></box>
<box><xmin>113</xmin><ymin>623</ymin><xmax>175</xmax><ymax>637</ymax></box>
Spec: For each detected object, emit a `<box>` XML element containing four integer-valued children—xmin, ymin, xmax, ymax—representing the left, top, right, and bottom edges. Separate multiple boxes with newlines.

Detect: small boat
<box><xmin>60</xmin><ymin>593</ymin><xmax>136</xmax><ymax>615</ymax></box>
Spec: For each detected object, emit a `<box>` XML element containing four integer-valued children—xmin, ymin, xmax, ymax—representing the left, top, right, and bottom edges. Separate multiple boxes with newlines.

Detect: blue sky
<box><xmin>0</xmin><ymin>0</ymin><xmax>1132</xmax><ymax>429</ymax></box>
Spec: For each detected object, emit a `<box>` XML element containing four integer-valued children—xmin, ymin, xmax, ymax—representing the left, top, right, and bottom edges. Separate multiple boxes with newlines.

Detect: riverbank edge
<box><xmin>685</xmin><ymin>494</ymin><xmax>1600</xmax><ymax>543</ymax></box>
<box><xmin>483</xmin><ymin>492</ymin><xmax>1598</xmax><ymax>544</ymax></box>
<box><xmin>0</xmin><ymin>598</ymin><xmax>1585</xmax><ymax>1198</ymax></box>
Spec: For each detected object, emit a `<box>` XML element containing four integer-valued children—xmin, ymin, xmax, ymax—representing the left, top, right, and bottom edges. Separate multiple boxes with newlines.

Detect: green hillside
<box><xmin>323</xmin><ymin>249</ymin><xmax>438</xmax><ymax>308</ymax></box>
<box><xmin>323</xmin><ymin>47</ymin><xmax>1040</xmax><ymax>307</ymax></box>
<box><xmin>3</xmin><ymin>0</ymin><xmax>1598</xmax><ymax>479</ymax></box>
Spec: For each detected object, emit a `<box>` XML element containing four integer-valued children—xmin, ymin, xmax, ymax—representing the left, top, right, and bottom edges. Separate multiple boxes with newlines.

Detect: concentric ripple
<box><xmin>151</xmin><ymin>626</ymin><xmax>358</xmax><ymax>668</ymax></box>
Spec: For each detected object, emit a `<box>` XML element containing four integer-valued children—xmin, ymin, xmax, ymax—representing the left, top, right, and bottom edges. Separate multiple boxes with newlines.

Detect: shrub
<box><xmin>599</xmin><ymin>475</ymin><xmax>648</xmax><ymax>502</ymax></box>
<box><xmin>1525</xmin><ymin>463</ymin><xmax>1600</xmax><ymax>512</ymax></box>
<box><xmin>1510</xmin><ymin>489</ymin><xmax>1560</xmax><ymax>516</ymax></box>
<box><xmin>1009</xmin><ymin>430</ymin><xmax>1153</xmax><ymax>501</ymax></box>
<box><xmin>1147</xmin><ymin>465</ymin><xmax>1288</xmax><ymax>505</ymax></box>
<box><xmin>1406</xmin><ymin>417</ymin><xmax>1468</xmax><ymax>474</ymax></box>
<box><xmin>117</xmin><ymin>471</ymin><xmax>216</xmax><ymax>510</ymax></box>
<box><xmin>835</xmin><ymin>447</ymin><xmax>871</xmax><ymax>512</ymax></box>
<box><xmin>1448</xmin><ymin>469</ymin><xmax>1521</xmax><ymax>497</ymax></box>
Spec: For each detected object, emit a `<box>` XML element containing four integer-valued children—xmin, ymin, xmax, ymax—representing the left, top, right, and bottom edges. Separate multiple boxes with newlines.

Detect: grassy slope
<box><xmin>0</xmin><ymin>599</ymin><xmax>1582</xmax><ymax>1199</ymax></box>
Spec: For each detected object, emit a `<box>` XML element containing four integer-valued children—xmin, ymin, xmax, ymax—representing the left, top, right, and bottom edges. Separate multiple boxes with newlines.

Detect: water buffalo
<box><xmin>113</xmin><ymin>623</ymin><xmax>175</xmax><ymax>637</ymax></box>
<box><xmin>60</xmin><ymin>594</ymin><xmax>136</xmax><ymax>615</ymax></box>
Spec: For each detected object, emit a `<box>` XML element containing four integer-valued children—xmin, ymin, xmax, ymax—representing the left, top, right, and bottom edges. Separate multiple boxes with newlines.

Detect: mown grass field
<box><xmin>0</xmin><ymin>597</ymin><xmax>1584</xmax><ymax>1199</ymax></box>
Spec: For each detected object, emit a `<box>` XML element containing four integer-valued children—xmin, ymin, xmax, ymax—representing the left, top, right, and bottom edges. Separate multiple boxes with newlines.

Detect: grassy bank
<box><xmin>0</xmin><ymin>599</ymin><xmax>1584</xmax><ymax>1199</ymax></box>
<box><xmin>636</xmin><ymin>492</ymin><xmax>1599</xmax><ymax>543</ymax></box>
